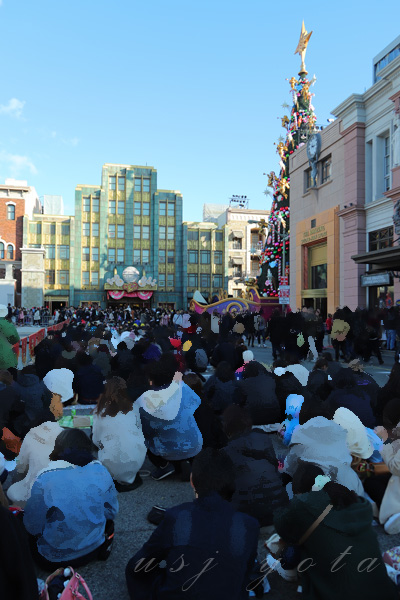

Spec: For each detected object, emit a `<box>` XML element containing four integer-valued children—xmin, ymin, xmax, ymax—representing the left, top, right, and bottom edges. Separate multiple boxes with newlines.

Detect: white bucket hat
<box><xmin>43</xmin><ymin>368</ymin><xmax>74</xmax><ymax>403</ymax></box>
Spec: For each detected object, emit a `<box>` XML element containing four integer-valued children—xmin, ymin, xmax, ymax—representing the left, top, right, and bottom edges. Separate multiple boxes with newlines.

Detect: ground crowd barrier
<box><xmin>12</xmin><ymin>319</ymin><xmax>70</xmax><ymax>368</ymax></box>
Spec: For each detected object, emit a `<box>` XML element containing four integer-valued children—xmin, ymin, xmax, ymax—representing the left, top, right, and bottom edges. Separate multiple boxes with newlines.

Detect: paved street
<box><xmin>32</xmin><ymin>339</ymin><xmax>399</xmax><ymax>599</ymax></box>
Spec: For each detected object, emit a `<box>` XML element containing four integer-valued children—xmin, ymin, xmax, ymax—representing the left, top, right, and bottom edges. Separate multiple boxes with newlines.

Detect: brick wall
<box><xmin>0</xmin><ymin>196</ymin><xmax>25</xmax><ymax>261</ymax></box>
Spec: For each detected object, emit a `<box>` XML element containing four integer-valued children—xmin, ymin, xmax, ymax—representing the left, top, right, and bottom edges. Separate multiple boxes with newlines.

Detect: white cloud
<box><xmin>0</xmin><ymin>150</ymin><xmax>37</xmax><ymax>175</ymax></box>
<box><xmin>61</xmin><ymin>137</ymin><xmax>79</xmax><ymax>147</ymax></box>
<box><xmin>0</xmin><ymin>98</ymin><xmax>25</xmax><ymax>119</ymax></box>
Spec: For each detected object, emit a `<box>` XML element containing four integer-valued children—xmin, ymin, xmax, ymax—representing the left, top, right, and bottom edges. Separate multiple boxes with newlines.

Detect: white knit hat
<box><xmin>43</xmin><ymin>368</ymin><xmax>74</xmax><ymax>403</ymax></box>
<box><xmin>333</xmin><ymin>407</ymin><xmax>374</xmax><ymax>459</ymax></box>
<box><xmin>242</xmin><ymin>350</ymin><xmax>254</xmax><ymax>363</ymax></box>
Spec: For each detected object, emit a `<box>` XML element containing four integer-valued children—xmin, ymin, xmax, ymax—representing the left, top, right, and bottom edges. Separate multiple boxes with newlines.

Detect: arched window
<box><xmin>7</xmin><ymin>204</ymin><xmax>15</xmax><ymax>220</ymax></box>
<box><xmin>7</xmin><ymin>245</ymin><xmax>13</xmax><ymax>260</ymax></box>
<box><xmin>0</xmin><ymin>242</ymin><xmax>4</xmax><ymax>259</ymax></box>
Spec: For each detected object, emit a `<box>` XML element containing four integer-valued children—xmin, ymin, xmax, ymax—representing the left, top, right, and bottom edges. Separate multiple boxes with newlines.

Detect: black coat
<box><xmin>12</xmin><ymin>374</ymin><xmax>52</xmax><ymax>425</ymax></box>
<box><xmin>274</xmin><ymin>371</ymin><xmax>304</xmax><ymax>420</ymax></box>
<box><xmin>211</xmin><ymin>341</ymin><xmax>237</xmax><ymax>370</ymax></box>
<box><xmin>203</xmin><ymin>376</ymin><xmax>243</xmax><ymax>414</ymax></box>
<box><xmin>306</xmin><ymin>370</ymin><xmax>333</xmax><ymax>402</ymax></box>
<box><xmin>194</xmin><ymin>401</ymin><xmax>227</xmax><ymax>449</ymax></box>
<box><xmin>238</xmin><ymin>373</ymin><xmax>280</xmax><ymax>425</ymax></box>
<box><xmin>0</xmin><ymin>506</ymin><xmax>39</xmax><ymax>600</ymax></box>
<box><xmin>325</xmin><ymin>387</ymin><xmax>375</xmax><ymax>428</ymax></box>
<box><xmin>224</xmin><ymin>429</ymin><xmax>288</xmax><ymax>526</ymax></box>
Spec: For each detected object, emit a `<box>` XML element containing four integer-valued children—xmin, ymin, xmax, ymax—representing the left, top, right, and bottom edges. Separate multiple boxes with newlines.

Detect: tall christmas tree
<box><xmin>258</xmin><ymin>22</ymin><xmax>317</xmax><ymax>298</ymax></box>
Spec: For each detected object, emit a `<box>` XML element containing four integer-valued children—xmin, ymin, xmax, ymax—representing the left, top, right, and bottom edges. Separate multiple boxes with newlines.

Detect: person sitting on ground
<box><xmin>202</xmin><ymin>360</ymin><xmax>243</xmax><ymax>416</ymax></box>
<box><xmin>269</xmin><ymin>461</ymin><xmax>398</xmax><ymax>600</ymax></box>
<box><xmin>183</xmin><ymin>373</ymin><xmax>227</xmax><ymax>450</ymax></box>
<box><xmin>136</xmin><ymin>353</ymin><xmax>203</xmax><ymax>481</ymax></box>
<box><xmin>235</xmin><ymin>349</ymin><xmax>254</xmax><ymax>380</ymax></box>
<box><xmin>222</xmin><ymin>404</ymin><xmax>288</xmax><ymax>527</ymax></box>
<box><xmin>92</xmin><ymin>377</ymin><xmax>146</xmax><ymax>492</ymax></box>
<box><xmin>0</xmin><ymin>370</ymin><xmax>30</xmax><ymax>461</ymax></box>
<box><xmin>321</xmin><ymin>351</ymin><xmax>343</xmax><ymax>378</ymax></box>
<box><xmin>6</xmin><ymin>368</ymin><xmax>74</xmax><ymax>506</ymax></box>
<box><xmin>73</xmin><ymin>351</ymin><xmax>104</xmax><ymax>405</ymax></box>
<box><xmin>12</xmin><ymin>364</ymin><xmax>52</xmax><ymax>427</ymax></box>
<box><xmin>306</xmin><ymin>358</ymin><xmax>333</xmax><ymax>403</ymax></box>
<box><xmin>324</xmin><ymin>369</ymin><xmax>375</xmax><ymax>429</ymax></box>
<box><xmin>280</xmin><ymin>353</ymin><xmax>310</xmax><ymax>387</ymax></box>
<box><xmin>372</xmin><ymin>399</ymin><xmax>400</xmax><ymax>534</ymax></box>
<box><xmin>24</xmin><ymin>429</ymin><xmax>118</xmax><ymax>570</ymax></box>
<box><xmin>375</xmin><ymin>362</ymin><xmax>400</xmax><ymax>423</ymax></box>
<box><xmin>347</xmin><ymin>358</ymin><xmax>380</xmax><ymax>415</ymax></box>
<box><xmin>125</xmin><ymin>447</ymin><xmax>260</xmax><ymax>600</ymax></box>
<box><xmin>238</xmin><ymin>360</ymin><xmax>281</xmax><ymax>430</ymax></box>
<box><xmin>273</xmin><ymin>359</ymin><xmax>304</xmax><ymax>420</ymax></box>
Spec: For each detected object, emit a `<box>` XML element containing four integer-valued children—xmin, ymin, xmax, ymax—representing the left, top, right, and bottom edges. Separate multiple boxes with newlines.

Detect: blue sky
<box><xmin>0</xmin><ymin>0</ymin><xmax>399</xmax><ymax>220</ymax></box>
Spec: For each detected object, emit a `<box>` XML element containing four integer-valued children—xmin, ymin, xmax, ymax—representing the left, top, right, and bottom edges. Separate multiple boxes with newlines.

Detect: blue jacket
<box><xmin>23</xmin><ymin>460</ymin><xmax>118</xmax><ymax>562</ymax></box>
<box><xmin>137</xmin><ymin>382</ymin><xmax>203</xmax><ymax>461</ymax></box>
<box><xmin>126</xmin><ymin>492</ymin><xmax>260</xmax><ymax>600</ymax></box>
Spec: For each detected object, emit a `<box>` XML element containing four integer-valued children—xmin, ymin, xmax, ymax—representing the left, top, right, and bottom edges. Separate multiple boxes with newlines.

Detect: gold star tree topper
<box><xmin>294</xmin><ymin>21</ymin><xmax>312</xmax><ymax>75</ymax></box>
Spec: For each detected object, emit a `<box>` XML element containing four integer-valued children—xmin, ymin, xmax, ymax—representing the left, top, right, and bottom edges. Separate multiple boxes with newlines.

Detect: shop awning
<box><xmin>351</xmin><ymin>246</ymin><xmax>400</xmax><ymax>270</ymax></box>
<box><xmin>232</xmin><ymin>256</ymin><xmax>244</xmax><ymax>265</ymax></box>
<box><xmin>232</xmin><ymin>230</ymin><xmax>244</xmax><ymax>238</ymax></box>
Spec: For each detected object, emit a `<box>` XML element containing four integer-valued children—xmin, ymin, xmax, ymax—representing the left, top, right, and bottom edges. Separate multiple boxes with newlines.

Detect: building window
<box><xmin>188</xmin><ymin>273</ymin><xmax>198</xmax><ymax>287</ymax></box>
<box><xmin>116</xmin><ymin>248</ymin><xmax>124</xmax><ymax>264</ymax></box>
<box><xmin>143</xmin><ymin>178</ymin><xmax>150</xmax><ymax>192</ymax></box>
<box><xmin>168</xmin><ymin>203</ymin><xmax>175</xmax><ymax>216</ymax></box>
<box><xmin>29</xmin><ymin>223</ymin><xmax>41</xmax><ymax>234</ymax></box>
<box><xmin>369</xmin><ymin>226</ymin><xmax>393</xmax><ymax>251</ymax></box>
<box><xmin>167</xmin><ymin>250</ymin><xmax>174</xmax><ymax>264</ymax></box>
<box><xmin>109</xmin><ymin>200</ymin><xmax>116</xmax><ymax>214</ymax></box>
<box><xmin>134</xmin><ymin>225</ymin><xmax>141</xmax><ymax>239</ymax></box>
<box><xmin>108</xmin><ymin>224</ymin><xmax>115</xmax><ymax>238</ymax></box>
<box><xmin>58</xmin><ymin>245</ymin><xmax>69</xmax><ymax>260</ymax></box>
<box><xmin>200</xmin><ymin>250</ymin><xmax>210</xmax><ymax>264</ymax></box>
<box><xmin>160</xmin><ymin>202</ymin><xmax>166</xmax><ymax>216</ymax></box>
<box><xmin>7</xmin><ymin>245</ymin><xmax>13</xmax><ymax>260</ymax></box>
<box><xmin>117</xmin><ymin>225</ymin><xmax>125</xmax><ymax>239</ymax></box>
<box><xmin>384</xmin><ymin>135</ymin><xmax>390</xmax><ymax>192</ymax></box>
<box><xmin>83</xmin><ymin>196</ymin><xmax>90</xmax><ymax>212</ymax></box>
<box><xmin>92</xmin><ymin>197</ymin><xmax>100</xmax><ymax>213</ymax></box>
<box><xmin>82</xmin><ymin>247</ymin><xmax>90</xmax><ymax>261</ymax></box>
<box><xmin>134</xmin><ymin>179</ymin><xmax>142</xmax><ymax>192</ymax></box>
<box><xmin>134</xmin><ymin>202</ymin><xmax>141</xmax><ymax>216</ymax></box>
<box><xmin>188</xmin><ymin>230</ymin><xmax>198</xmax><ymax>241</ymax></box>
<box><xmin>232</xmin><ymin>239</ymin><xmax>242</xmax><ymax>250</ymax></box>
<box><xmin>159</xmin><ymin>226</ymin><xmax>166</xmax><ymax>240</ymax></box>
<box><xmin>109</xmin><ymin>176</ymin><xmax>116</xmax><ymax>190</ymax></box>
<box><xmin>108</xmin><ymin>248</ymin><xmax>116</xmax><ymax>262</ymax></box>
<box><xmin>83</xmin><ymin>223</ymin><xmax>90</xmax><ymax>237</ymax></box>
<box><xmin>167</xmin><ymin>226</ymin><xmax>174</xmax><ymax>240</ymax></box>
<box><xmin>167</xmin><ymin>273</ymin><xmax>174</xmax><ymax>288</ymax></box>
<box><xmin>158</xmin><ymin>273</ymin><xmax>166</xmax><ymax>287</ymax></box>
<box><xmin>321</xmin><ymin>156</ymin><xmax>331</xmax><ymax>184</ymax></box>
<box><xmin>311</xmin><ymin>219</ymin><xmax>316</xmax><ymax>229</ymax></box>
<box><xmin>92</xmin><ymin>223</ymin><xmax>99</xmax><ymax>237</ymax></box>
<box><xmin>61</xmin><ymin>224</ymin><xmax>70</xmax><ymax>236</ymax></box>
<box><xmin>133</xmin><ymin>249</ymin><xmax>140</xmax><ymax>264</ymax></box>
<box><xmin>118</xmin><ymin>201</ymin><xmax>125</xmax><ymax>215</ymax></box>
<box><xmin>215</xmin><ymin>231</ymin><xmax>223</xmax><ymax>242</ymax></box>
<box><xmin>7</xmin><ymin>204</ymin><xmax>15</xmax><ymax>220</ymax></box>
<box><xmin>213</xmin><ymin>274</ymin><xmax>223</xmax><ymax>288</ymax></box>
<box><xmin>214</xmin><ymin>251</ymin><xmax>222</xmax><ymax>265</ymax></box>
<box><xmin>43</xmin><ymin>223</ymin><xmax>56</xmax><ymax>235</ymax></box>
<box><xmin>201</xmin><ymin>231</ymin><xmax>211</xmax><ymax>242</ymax></box>
<box><xmin>118</xmin><ymin>176</ymin><xmax>125</xmax><ymax>191</ymax></box>
<box><xmin>58</xmin><ymin>270</ymin><xmax>69</xmax><ymax>285</ymax></box>
<box><xmin>91</xmin><ymin>272</ymin><xmax>99</xmax><ymax>286</ymax></box>
<box><xmin>29</xmin><ymin>244</ymin><xmax>41</xmax><ymax>248</ymax></box>
<box><xmin>143</xmin><ymin>202</ymin><xmax>150</xmax><ymax>216</ymax></box>
<box><xmin>142</xmin><ymin>226</ymin><xmax>150</xmax><ymax>240</ymax></box>
<box><xmin>233</xmin><ymin>266</ymin><xmax>242</xmax><ymax>277</ymax></box>
<box><xmin>305</xmin><ymin>168</ymin><xmax>312</xmax><ymax>190</ymax></box>
<box><xmin>159</xmin><ymin>249</ymin><xmax>165</xmax><ymax>263</ymax></box>
<box><xmin>142</xmin><ymin>249</ymin><xmax>150</xmax><ymax>264</ymax></box>
<box><xmin>188</xmin><ymin>250</ymin><xmax>198</xmax><ymax>263</ymax></box>
<box><xmin>46</xmin><ymin>270</ymin><xmax>55</xmax><ymax>284</ymax></box>
<box><xmin>200</xmin><ymin>273</ymin><xmax>210</xmax><ymax>288</ymax></box>
<box><xmin>310</xmin><ymin>264</ymin><xmax>327</xmax><ymax>289</ymax></box>
<box><xmin>92</xmin><ymin>247</ymin><xmax>99</xmax><ymax>262</ymax></box>
<box><xmin>0</xmin><ymin>242</ymin><xmax>3</xmax><ymax>259</ymax></box>
<box><xmin>82</xmin><ymin>271</ymin><xmax>89</xmax><ymax>286</ymax></box>
<box><xmin>45</xmin><ymin>245</ymin><xmax>56</xmax><ymax>259</ymax></box>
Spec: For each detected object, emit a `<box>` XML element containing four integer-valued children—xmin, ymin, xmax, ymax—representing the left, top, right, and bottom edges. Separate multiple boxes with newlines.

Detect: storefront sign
<box><xmin>361</xmin><ymin>273</ymin><xmax>392</xmax><ymax>287</ymax></box>
<box><xmin>279</xmin><ymin>285</ymin><xmax>290</xmax><ymax>304</ymax></box>
<box><xmin>301</xmin><ymin>225</ymin><xmax>326</xmax><ymax>245</ymax></box>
